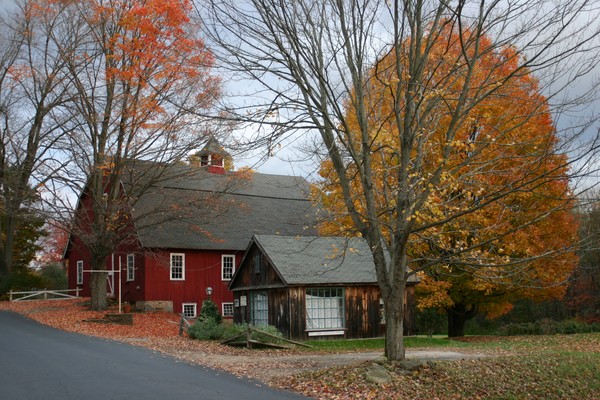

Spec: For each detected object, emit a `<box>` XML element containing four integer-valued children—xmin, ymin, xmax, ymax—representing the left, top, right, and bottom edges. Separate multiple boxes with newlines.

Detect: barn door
<box><xmin>107</xmin><ymin>271</ymin><xmax>115</xmax><ymax>297</ymax></box>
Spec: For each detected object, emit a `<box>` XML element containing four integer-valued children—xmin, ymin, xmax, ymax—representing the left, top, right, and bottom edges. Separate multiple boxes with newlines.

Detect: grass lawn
<box><xmin>304</xmin><ymin>335</ymin><xmax>471</xmax><ymax>351</ymax></box>
<box><xmin>284</xmin><ymin>333</ymin><xmax>600</xmax><ymax>399</ymax></box>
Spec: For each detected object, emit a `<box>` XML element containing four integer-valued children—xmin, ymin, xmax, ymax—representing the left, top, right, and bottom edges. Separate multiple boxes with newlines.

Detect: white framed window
<box><xmin>221</xmin><ymin>254</ymin><xmax>235</xmax><ymax>281</ymax></box>
<box><xmin>250</xmin><ymin>291</ymin><xmax>268</xmax><ymax>326</ymax></box>
<box><xmin>126</xmin><ymin>254</ymin><xmax>135</xmax><ymax>281</ymax></box>
<box><xmin>306</xmin><ymin>288</ymin><xmax>345</xmax><ymax>330</ymax></box>
<box><xmin>182</xmin><ymin>303</ymin><xmax>197</xmax><ymax>318</ymax></box>
<box><xmin>170</xmin><ymin>253</ymin><xmax>185</xmax><ymax>280</ymax></box>
<box><xmin>76</xmin><ymin>260</ymin><xmax>83</xmax><ymax>285</ymax></box>
<box><xmin>222</xmin><ymin>302</ymin><xmax>234</xmax><ymax>318</ymax></box>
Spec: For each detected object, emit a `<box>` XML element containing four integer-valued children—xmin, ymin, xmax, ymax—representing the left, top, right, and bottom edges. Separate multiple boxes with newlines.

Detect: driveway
<box><xmin>0</xmin><ymin>311</ymin><xmax>307</xmax><ymax>400</ymax></box>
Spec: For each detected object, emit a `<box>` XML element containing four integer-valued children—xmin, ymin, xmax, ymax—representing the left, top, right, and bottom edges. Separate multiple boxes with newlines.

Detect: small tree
<box><xmin>0</xmin><ymin>1</ymin><xmax>70</xmax><ymax>283</ymax></box>
<box><xmin>37</xmin><ymin>0</ymin><xmax>221</xmax><ymax>310</ymax></box>
<box><xmin>199</xmin><ymin>299</ymin><xmax>222</xmax><ymax>325</ymax></box>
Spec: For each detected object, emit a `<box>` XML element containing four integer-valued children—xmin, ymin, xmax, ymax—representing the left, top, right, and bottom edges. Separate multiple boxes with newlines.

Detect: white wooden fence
<box><xmin>9</xmin><ymin>288</ymin><xmax>81</xmax><ymax>302</ymax></box>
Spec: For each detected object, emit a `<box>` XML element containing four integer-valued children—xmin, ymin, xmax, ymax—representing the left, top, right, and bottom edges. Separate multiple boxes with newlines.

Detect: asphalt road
<box><xmin>0</xmin><ymin>311</ymin><xmax>307</xmax><ymax>400</ymax></box>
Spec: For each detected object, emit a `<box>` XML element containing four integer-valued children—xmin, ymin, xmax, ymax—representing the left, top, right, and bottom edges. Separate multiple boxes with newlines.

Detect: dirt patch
<box><xmin>162</xmin><ymin>348</ymin><xmax>490</xmax><ymax>382</ymax></box>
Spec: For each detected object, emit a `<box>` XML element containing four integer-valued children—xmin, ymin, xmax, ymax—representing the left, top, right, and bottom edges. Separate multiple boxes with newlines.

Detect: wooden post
<box><xmin>9</xmin><ymin>290</ymin><xmax>13</xmax><ymax>302</ymax></box>
<box><xmin>44</xmin><ymin>289</ymin><xmax>48</xmax><ymax>300</ymax></box>
<box><xmin>179</xmin><ymin>315</ymin><xmax>185</xmax><ymax>336</ymax></box>
<box><xmin>246</xmin><ymin>326</ymin><xmax>252</xmax><ymax>349</ymax></box>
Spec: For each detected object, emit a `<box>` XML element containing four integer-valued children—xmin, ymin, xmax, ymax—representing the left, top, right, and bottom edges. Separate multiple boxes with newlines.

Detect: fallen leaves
<box><xmin>2</xmin><ymin>299</ymin><xmax>599</xmax><ymax>399</ymax></box>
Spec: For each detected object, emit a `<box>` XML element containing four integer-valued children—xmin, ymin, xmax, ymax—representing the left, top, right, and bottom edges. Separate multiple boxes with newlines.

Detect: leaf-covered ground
<box><xmin>2</xmin><ymin>299</ymin><xmax>599</xmax><ymax>399</ymax></box>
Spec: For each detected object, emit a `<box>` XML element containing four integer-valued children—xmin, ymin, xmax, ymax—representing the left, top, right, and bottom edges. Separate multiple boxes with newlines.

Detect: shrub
<box><xmin>222</xmin><ymin>323</ymin><xmax>285</xmax><ymax>344</ymax></box>
<box><xmin>498</xmin><ymin>319</ymin><xmax>600</xmax><ymax>336</ymax></box>
<box><xmin>188</xmin><ymin>316</ymin><xmax>225</xmax><ymax>340</ymax></box>
<box><xmin>199</xmin><ymin>299</ymin><xmax>222</xmax><ymax>324</ymax></box>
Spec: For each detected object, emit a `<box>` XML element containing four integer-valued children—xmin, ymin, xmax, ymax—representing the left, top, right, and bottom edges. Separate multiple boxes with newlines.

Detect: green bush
<box><xmin>188</xmin><ymin>316</ymin><xmax>225</xmax><ymax>340</ymax></box>
<box><xmin>0</xmin><ymin>268</ymin><xmax>46</xmax><ymax>295</ymax></box>
<box><xmin>188</xmin><ymin>319</ymin><xmax>285</xmax><ymax>344</ymax></box>
<box><xmin>38</xmin><ymin>263</ymin><xmax>68</xmax><ymax>290</ymax></box>
<box><xmin>222</xmin><ymin>323</ymin><xmax>284</xmax><ymax>343</ymax></box>
<box><xmin>199</xmin><ymin>299</ymin><xmax>222</xmax><ymax>324</ymax></box>
<box><xmin>499</xmin><ymin>318</ymin><xmax>600</xmax><ymax>336</ymax></box>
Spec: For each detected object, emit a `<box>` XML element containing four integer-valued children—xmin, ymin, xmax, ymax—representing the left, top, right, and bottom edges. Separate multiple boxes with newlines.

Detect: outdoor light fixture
<box><xmin>205</xmin><ymin>286</ymin><xmax>213</xmax><ymax>297</ymax></box>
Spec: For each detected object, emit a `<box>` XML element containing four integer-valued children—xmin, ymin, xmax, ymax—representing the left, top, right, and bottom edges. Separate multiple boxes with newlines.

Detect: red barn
<box><xmin>64</xmin><ymin>144</ymin><xmax>318</xmax><ymax>318</ymax></box>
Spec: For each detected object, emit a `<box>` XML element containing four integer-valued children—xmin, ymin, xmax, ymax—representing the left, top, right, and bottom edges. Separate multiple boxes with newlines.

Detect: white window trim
<box><xmin>308</xmin><ymin>330</ymin><xmax>345</xmax><ymax>337</ymax></box>
<box><xmin>126</xmin><ymin>254</ymin><xmax>135</xmax><ymax>281</ymax></box>
<box><xmin>222</xmin><ymin>302</ymin><xmax>234</xmax><ymax>317</ymax></box>
<box><xmin>76</xmin><ymin>260</ymin><xmax>83</xmax><ymax>285</ymax></box>
<box><xmin>170</xmin><ymin>253</ymin><xmax>185</xmax><ymax>281</ymax></box>
<box><xmin>221</xmin><ymin>254</ymin><xmax>235</xmax><ymax>281</ymax></box>
<box><xmin>182</xmin><ymin>303</ymin><xmax>197</xmax><ymax>318</ymax></box>
<box><xmin>305</xmin><ymin>287</ymin><xmax>345</xmax><ymax>331</ymax></box>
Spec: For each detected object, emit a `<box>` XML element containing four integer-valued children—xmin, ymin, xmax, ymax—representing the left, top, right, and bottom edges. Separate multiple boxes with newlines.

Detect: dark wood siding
<box><xmin>231</xmin><ymin>242</ymin><xmax>418</xmax><ymax>340</ymax></box>
<box><xmin>345</xmin><ymin>285</ymin><xmax>381</xmax><ymax>339</ymax></box>
<box><xmin>404</xmin><ymin>285</ymin><xmax>416</xmax><ymax>336</ymax></box>
<box><xmin>287</xmin><ymin>287</ymin><xmax>306</xmax><ymax>339</ymax></box>
<box><xmin>231</xmin><ymin>245</ymin><xmax>284</xmax><ymax>289</ymax></box>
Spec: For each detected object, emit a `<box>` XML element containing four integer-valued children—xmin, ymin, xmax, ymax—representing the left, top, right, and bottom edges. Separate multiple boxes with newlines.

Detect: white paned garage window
<box><xmin>306</xmin><ymin>288</ymin><xmax>345</xmax><ymax>330</ymax></box>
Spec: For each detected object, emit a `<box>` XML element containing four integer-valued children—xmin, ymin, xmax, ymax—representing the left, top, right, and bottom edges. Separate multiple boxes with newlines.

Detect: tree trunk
<box><xmin>90</xmin><ymin>270</ymin><xmax>108</xmax><ymax>311</ymax></box>
<box><xmin>384</xmin><ymin>292</ymin><xmax>406</xmax><ymax>361</ymax></box>
<box><xmin>447</xmin><ymin>303</ymin><xmax>478</xmax><ymax>337</ymax></box>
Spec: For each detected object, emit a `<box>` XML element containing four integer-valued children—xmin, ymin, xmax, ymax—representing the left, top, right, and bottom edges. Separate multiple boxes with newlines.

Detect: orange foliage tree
<box><xmin>34</xmin><ymin>0</ymin><xmax>221</xmax><ymax>310</ymax></box>
<box><xmin>314</xmin><ymin>26</ymin><xmax>578</xmax><ymax>337</ymax></box>
<box><xmin>203</xmin><ymin>0</ymin><xmax>599</xmax><ymax>360</ymax></box>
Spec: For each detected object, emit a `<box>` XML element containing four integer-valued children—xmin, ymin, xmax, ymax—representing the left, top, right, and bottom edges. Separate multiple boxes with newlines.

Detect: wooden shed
<box><xmin>228</xmin><ymin>235</ymin><xmax>418</xmax><ymax>340</ymax></box>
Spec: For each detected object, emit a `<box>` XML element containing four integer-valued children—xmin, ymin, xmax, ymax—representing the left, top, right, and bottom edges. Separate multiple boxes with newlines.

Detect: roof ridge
<box><xmin>153</xmin><ymin>184</ymin><xmax>312</xmax><ymax>202</ymax></box>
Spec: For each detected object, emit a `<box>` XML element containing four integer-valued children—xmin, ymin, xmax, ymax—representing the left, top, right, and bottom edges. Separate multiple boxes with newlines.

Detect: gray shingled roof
<box><xmin>251</xmin><ymin>235</ymin><xmax>379</xmax><ymax>285</ymax></box>
<box><xmin>124</xmin><ymin>163</ymin><xmax>319</xmax><ymax>251</ymax></box>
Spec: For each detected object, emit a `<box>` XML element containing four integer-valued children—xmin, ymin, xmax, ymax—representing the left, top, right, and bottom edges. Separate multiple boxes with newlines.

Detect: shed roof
<box><xmin>247</xmin><ymin>235</ymin><xmax>418</xmax><ymax>285</ymax></box>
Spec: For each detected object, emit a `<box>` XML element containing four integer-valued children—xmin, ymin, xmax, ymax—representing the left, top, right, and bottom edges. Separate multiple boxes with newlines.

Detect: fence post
<box><xmin>179</xmin><ymin>315</ymin><xmax>185</xmax><ymax>336</ymax></box>
<box><xmin>9</xmin><ymin>290</ymin><xmax>13</xmax><ymax>302</ymax></box>
<box><xmin>246</xmin><ymin>326</ymin><xmax>252</xmax><ymax>349</ymax></box>
<box><xmin>44</xmin><ymin>289</ymin><xmax>48</xmax><ymax>300</ymax></box>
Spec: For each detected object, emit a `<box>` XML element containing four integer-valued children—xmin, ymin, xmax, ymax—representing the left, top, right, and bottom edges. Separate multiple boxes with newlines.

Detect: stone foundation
<box><xmin>136</xmin><ymin>300</ymin><xmax>173</xmax><ymax>313</ymax></box>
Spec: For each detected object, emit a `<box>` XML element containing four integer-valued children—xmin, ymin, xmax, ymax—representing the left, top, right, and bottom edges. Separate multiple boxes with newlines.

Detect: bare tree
<box><xmin>0</xmin><ymin>0</ymin><xmax>71</xmax><ymax>283</ymax></box>
<box><xmin>199</xmin><ymin>0</ymin><xmax>600</xmax><ymax>360</ymax></box>
<box><xmin>38</xmin><ymin>0</ymin><xmax>223</xmax><ymax>310</ymax></box>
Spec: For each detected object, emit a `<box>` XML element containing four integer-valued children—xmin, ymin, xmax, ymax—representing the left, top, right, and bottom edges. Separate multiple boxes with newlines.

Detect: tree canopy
<box><xmin>314</xmin><ymin>25</ymin><xmax>579</xmax><ymax>336</ymax></box>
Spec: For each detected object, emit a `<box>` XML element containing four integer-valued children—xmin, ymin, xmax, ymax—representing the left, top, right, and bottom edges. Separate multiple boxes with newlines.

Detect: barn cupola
<box><xmin>189</xmin><ymin>137</ymin><xmax>231</xmax><ymax>174</ymax></box>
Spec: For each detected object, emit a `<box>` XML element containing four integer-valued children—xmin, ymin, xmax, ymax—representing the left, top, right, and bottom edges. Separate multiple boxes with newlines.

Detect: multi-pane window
<box><xmin>170</xmin><ymin>253</ymin><xmax>185</xmax><ymax>280</ymax></box>
<box><xmin>305</xmin><ymin>288</ymin><xmax>345</xmax><ymax>330</ymax></box>
<box><xmin>221</xmin><ymin>255</ymin><xmax>235</xmax><ymax>281</ymax></box>
<box><xmin>126</xmin><ymin>254</ymin><xmax>135</xmax><ymax>281</ymax></box>
<box><xmin>250</xmin><ymin>291</ymin><xmax>268</xmax><ymax>326</ymax></box>
<box><xmin>222</xmin><ymin>302</ymin><xmax>234</xmax><ymax>318</ymax></box>
<box><xmin>76</xmin><ymin>260</ymin><xmax>83</xmax><ymax>285</ymax></box>
<box><xmin>182</xmin><ymin>303</ymin><xmax>197</xmax><ymax>318</ymax></box>
<box><xmin>253</xmin><ymin>253</ymin><xmax>261</xmax><ymax>274</ymax></box>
